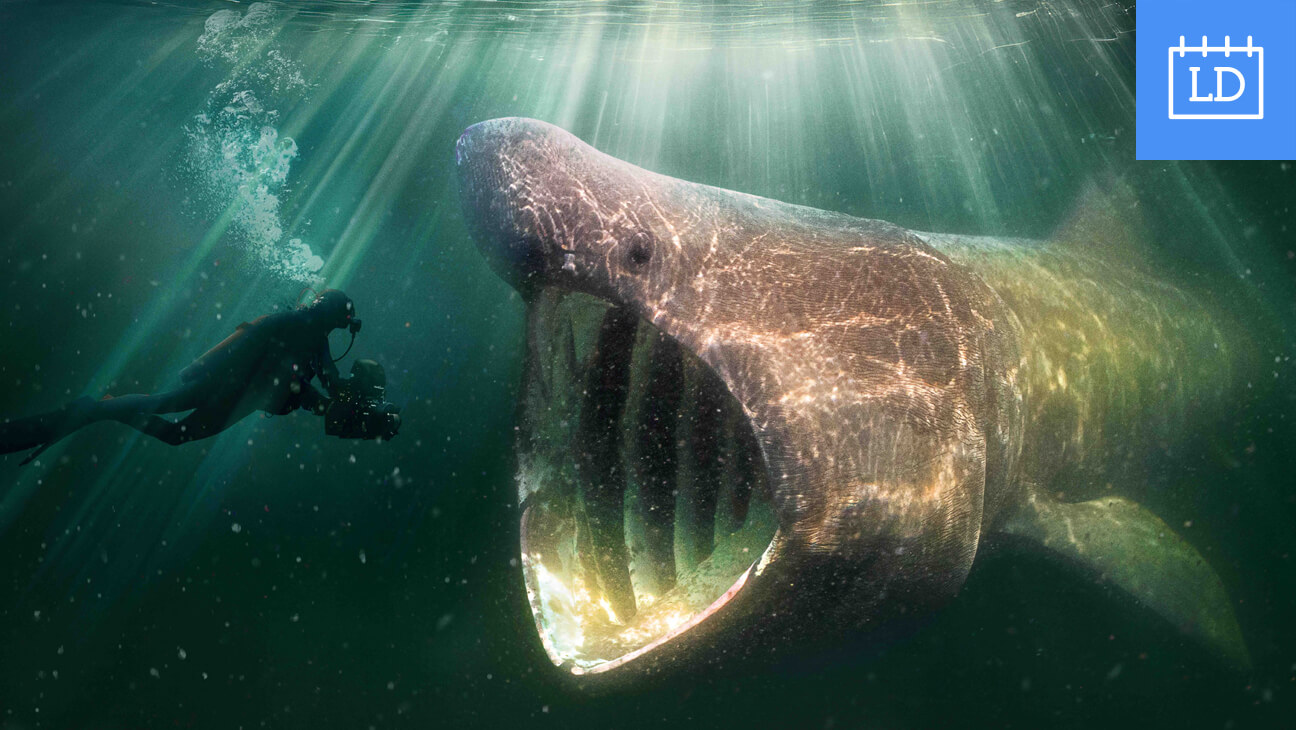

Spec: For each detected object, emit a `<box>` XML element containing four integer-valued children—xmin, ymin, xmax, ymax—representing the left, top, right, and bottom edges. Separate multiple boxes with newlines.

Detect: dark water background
<box><xmin>0</xmin><ymin>1</ymin><xmax>1293</xmax><ymax>728</ymax></box>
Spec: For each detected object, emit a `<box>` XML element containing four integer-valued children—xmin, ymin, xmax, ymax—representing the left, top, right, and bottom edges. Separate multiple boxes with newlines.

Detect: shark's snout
<box><xmin>454</xmin><ymin>119</ymin><xmax>509</xmax><ymax>170</ymax></box>
<box><xmin>453</xmin><ymin>124</ymin><xmax>477</xmax><ymax>166</ymax></box>
<box><xmin>456</xmin><ymin>119</ymin><xmax>552</xmax><ymax>290</ymax></box>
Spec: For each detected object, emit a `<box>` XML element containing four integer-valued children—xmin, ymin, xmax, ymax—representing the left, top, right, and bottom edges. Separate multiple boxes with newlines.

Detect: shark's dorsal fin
<box><xmin>1001</xmin><ymin>489</ymin><xmax>1250</xmax><ymax>670</ymax></box>
<box><xmin>1052</xmin><ymin>176</ymin><xmax>1150</xmax><ymax>262</ymax></box>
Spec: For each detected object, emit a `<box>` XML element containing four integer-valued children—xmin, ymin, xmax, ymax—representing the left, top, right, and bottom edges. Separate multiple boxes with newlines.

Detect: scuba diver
<box><xmin>0</xmin><ymin>289</ymin><xmax>400</xmax><ymax>465</ymax></box>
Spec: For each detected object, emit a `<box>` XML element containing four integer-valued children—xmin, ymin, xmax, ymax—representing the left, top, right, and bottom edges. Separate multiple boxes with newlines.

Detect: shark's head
<box><xmin>457</xmin><ymin>118</ymin><xmax>992</xmax><ymax>677</ymax></box>
<box><xmin>457</xmin><ymin>117</ymin><xmax>691</xmax><ymax>307</ymax></box>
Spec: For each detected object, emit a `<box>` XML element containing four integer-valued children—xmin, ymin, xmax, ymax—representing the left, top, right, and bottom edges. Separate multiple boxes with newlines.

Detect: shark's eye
<box><xmin>627</xmin><ymin>233</ymin><xmax>653</xmax><ymax>267</ymax></box>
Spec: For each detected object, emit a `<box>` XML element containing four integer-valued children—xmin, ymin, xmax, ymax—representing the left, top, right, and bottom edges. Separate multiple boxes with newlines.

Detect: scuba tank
<box><xmin>179</xmin><ymin>318</ymin><xmax>271</xmax><ymax>385</ymax></box>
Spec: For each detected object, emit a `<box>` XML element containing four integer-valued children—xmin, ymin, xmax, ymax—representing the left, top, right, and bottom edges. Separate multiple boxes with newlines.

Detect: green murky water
<box><xmin>0</xmin><ymin>1</ymin><xmax>1292</xmax><ymax>727</ymax></box>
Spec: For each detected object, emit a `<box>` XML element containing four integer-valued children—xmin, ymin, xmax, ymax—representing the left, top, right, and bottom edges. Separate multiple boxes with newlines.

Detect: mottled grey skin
<box><xmin>456</xmin><ymin>117</ymin><xmax>1249</xmax><ymax>673</ymax></box>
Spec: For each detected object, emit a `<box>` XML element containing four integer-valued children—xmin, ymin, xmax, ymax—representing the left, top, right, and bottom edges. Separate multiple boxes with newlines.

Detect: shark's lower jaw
<box><xmin>515</xmin><ymin>289</ymin><xmax>779</xmax><ymax>675</ymax></box>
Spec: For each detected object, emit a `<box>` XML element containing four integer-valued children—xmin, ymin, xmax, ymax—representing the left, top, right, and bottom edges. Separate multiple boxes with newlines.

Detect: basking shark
<box><xmin>456</xmin><ymin>117</ymin><xmax>1249</xmax><ymax>676</ymax></box>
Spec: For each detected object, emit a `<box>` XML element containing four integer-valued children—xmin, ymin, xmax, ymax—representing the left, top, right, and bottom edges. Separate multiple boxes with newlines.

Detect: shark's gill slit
<box><xmin>678</xmin><ymin>359</ymin><xmax>725</xmax><ymax>570</ymax></box>
<box><xmin>625</xmin><ymin>323</ymin><xmax>683</xmax><ymax>596</ymax></box>
<box><xmin>519</xmin><ymin>290</ymin><xmax>777</xmax><ymax>672</ymax></box>
<box><xmin>575</xmin><ymin>306</ymin><xmax>639</xmax><ymax>624</ymax></box>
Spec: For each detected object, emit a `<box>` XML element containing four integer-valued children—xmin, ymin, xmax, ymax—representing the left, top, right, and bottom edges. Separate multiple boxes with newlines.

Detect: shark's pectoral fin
<box><xmin>1001</xmin><ymin>490</ymin><xmax>1249</xmax><ymax>670</ymax></box>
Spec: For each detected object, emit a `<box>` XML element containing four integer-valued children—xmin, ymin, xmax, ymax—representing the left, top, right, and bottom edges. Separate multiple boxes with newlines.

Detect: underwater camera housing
<box><xmin>324</xmin><ymin>359</ymin><xmax>402</xmax><ymax>440</ymax></box>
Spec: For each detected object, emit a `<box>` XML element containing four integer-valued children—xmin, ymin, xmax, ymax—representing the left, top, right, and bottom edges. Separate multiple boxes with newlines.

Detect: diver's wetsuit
<box><xmin>0</xmin><ymin>290</ymin><xmax>356</xmax><ymax>463</ymax></box>
<box><xmin>105</xmin><ymin>310</ymin><xmax>338</xmax><ymax>444</ymax></box>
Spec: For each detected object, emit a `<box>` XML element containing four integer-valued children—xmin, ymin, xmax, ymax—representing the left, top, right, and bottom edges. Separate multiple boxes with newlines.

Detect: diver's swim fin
<box><xmin>0</xmin><ymin>396</ymin><xmax>97</xmax><ymax>465</ymax></box>
<box><xmin>19</xmin><ymin>440</ymin><xmax>53</xmax><ymax>465</ymax></box>
<box><xmin>1001</xmin><ymin>488</ymin><xmax>1250</xmax><ymax>670</ymax></box>
<box><xmin>0</xmin><ymin>416</ymin><xmax>54</xmax><ymax>455</ymax></box>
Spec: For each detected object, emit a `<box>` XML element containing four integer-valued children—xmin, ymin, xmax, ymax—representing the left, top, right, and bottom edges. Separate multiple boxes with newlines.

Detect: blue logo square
<box><xmin>1137</xmin><ymin>0</ymin><xmax>1296</xmax><ymax>160</ymax></box>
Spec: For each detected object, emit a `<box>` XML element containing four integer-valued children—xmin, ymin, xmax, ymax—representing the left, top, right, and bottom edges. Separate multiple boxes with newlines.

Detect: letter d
<box><xmin>1214</xmin><ymin>67</ymin><xmax>1245</xmax><ymax>102</ymax></box>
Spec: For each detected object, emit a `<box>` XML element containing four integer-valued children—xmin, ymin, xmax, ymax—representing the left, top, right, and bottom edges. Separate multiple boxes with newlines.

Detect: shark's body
<box><xmin>456</xmin><ymin>117</ymin><xmax>1249</xmax><ymax>676</ymax></box>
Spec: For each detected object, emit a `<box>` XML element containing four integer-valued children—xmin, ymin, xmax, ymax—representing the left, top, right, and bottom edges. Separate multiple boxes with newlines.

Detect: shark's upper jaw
<box><xmin>514</xmin><ymin>289</ymin><xmax>780</xmax><ymax>675</ymax></box>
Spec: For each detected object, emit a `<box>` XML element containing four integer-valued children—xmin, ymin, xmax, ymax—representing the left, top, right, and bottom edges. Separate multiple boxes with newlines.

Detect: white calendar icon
<box><xmin>1168</xmin><ymin>35</ymin><xmax>1264</xmax><ymax>120</ymax></box>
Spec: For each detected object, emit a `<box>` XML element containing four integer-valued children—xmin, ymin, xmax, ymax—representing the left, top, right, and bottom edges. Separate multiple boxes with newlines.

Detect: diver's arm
<box><xmin>297</xmin><ymin>381</ymin><xmax>331</xmax><ymax>415</ymax></box>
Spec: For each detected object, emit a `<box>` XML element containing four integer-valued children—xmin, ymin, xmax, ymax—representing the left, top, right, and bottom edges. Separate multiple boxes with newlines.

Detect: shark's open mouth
<box><xmin>515</xmin><ymin>289</ymin><xmax>778</xmax><ymax>674</ymax></box>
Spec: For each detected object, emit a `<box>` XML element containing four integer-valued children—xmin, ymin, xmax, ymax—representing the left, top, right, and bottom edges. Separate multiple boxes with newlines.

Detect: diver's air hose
<box><xmin>332</xmin><ymin>331</ymin><xmax>357</xmax><ymax>363</ymax></box>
